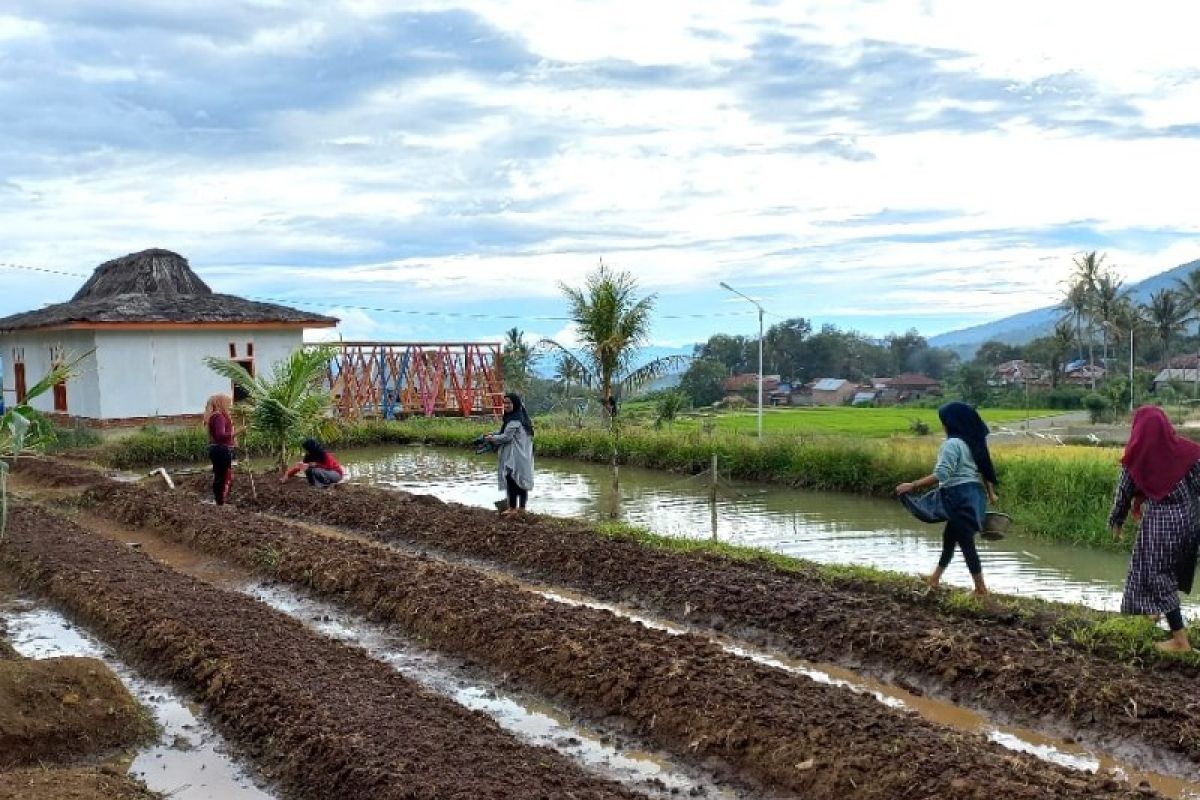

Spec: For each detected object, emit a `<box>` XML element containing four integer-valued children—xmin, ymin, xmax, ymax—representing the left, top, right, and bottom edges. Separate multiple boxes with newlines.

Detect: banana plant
<box><xmin>1</xmin><ymin>352</ymin><xmax>90</xmax><ymax>539</ymax></box>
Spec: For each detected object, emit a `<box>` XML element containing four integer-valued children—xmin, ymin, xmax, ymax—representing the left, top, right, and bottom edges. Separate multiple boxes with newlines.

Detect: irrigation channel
<box><xmin>8</xmin><ymin>456</ymin><xmax>1200</xmax><ymax>799</ymax></box>
<box><xmin>341</xmin><ymin>444</ymin><xmax>1194</xmax><ymax>615</ymax></box>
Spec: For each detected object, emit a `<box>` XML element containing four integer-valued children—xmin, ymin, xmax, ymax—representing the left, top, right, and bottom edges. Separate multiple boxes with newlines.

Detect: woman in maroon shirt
<box><xmin>282</xmin><ymin>438</ymin><xmax>344</xmax><ymax>488</ymax></box>
<box><xmin>203</xmin><ymin>394</ymin><xmax>236</xmax><ymax>505</ymax></box>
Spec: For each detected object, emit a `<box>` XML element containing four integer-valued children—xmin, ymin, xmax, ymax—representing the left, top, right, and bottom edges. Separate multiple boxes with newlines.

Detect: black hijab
<box><xmin>301</xmin><ymin>438</ymin><xmax>328</xmax><ymax>463</ymax></box>
<box><xmin>502</xmin><ymin>392</ymin><xmax>535</xmax><ymax>437</ymax></box>
<box><xmin>937</xmin><ymin>401</ymin><xmax>998</xmax><ymax>485</ymax></box>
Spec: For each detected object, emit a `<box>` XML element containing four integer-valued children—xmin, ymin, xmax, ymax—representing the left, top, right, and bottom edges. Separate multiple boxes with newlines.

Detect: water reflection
<box><xmin>342</xmin><ymin>445</ymin><xmax>1200</xmax><ymax>616</ymax></box>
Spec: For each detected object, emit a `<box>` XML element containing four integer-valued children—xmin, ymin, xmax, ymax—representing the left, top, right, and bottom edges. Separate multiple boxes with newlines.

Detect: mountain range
<box><xmin>929</xmin><ymin>258</ymin><xmax>1200</xmax><ymax>358</ymax></box>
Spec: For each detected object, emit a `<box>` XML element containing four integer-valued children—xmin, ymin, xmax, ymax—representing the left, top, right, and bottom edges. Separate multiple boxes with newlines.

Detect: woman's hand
<box><xmin>483</xmin><ymin>434</ymin><xmax>494</xmax><ymax>442</ymax></box>
<box><xmin>895</xmin><ymin>482</ymin><xmax>915</xmax><ymax>496</ymax></box>
<box><xmin>1111</xmin><ymin>524</ymin><xmax>1123</xmax><ymax>542</ymax></box>
<box><xmin>987</xmin><ymin>488</ymin><xmax>999</xmax><ymax>504</ymax></box>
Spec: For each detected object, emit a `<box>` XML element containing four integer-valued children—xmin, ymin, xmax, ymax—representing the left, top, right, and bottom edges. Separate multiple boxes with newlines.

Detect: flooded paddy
<box><xmin>342</xmin><ymin>445</ymin><xmax>1190</xmax><ymax>614</ymax></box>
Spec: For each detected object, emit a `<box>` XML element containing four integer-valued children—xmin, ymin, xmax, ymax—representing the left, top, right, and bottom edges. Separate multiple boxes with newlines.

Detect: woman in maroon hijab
<box><xmin>1109</xmin><ymin>405</ymin><xmax>1200</xmax><ymax>652</ymax></box>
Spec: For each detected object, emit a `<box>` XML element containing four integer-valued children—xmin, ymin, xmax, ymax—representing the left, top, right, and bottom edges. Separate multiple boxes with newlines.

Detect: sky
<box><xmin>2</xmin><ymin>0</ymin><xmax>1200</xmax><ymax>351</ymax></box>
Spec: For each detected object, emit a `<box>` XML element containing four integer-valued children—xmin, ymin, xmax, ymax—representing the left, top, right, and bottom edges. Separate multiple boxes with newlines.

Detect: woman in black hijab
<box><xmin>896</xmin><ymin>401</ymin><xmax>998</xmax><ymax>595</ymax></box>
<box><xmin>484</xmin><ymin>392</ymin><xmax>536</xmax><ymax>514</ymax></box>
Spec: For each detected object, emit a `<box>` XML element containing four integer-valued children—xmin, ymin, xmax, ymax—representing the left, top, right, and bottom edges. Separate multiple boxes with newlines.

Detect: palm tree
<box><xmin>1</xmin><ymin>352</ymin><xmax>90</xmax><ymax>538</ymax></box>
<box><xmin>540</xmin><ymin>263</ymin><xmax>688</xmax><ymax>425</ymax></box>
<box><xmin>1048</xmin><ymin>319</ymin><xmax>1076</xmax><ymax>388</ymax></box>
<box><xmin>205</xmin><ymin>346</ymin><xmax>336</xmax><ymax>468</ymax></box>
<box><xmin>1058</xmin><ymin>279</ymin><xmax>1091</xmax><ymax>363</ymax></box>
<box><xmin>502</xmin><ymin>327</ymin><xmax>533</xmax><ymax>392</ymax></box>
<box><xmin>1175</xmin><ymin>267</ymin><xmax>1200</xmax><ymax>397</ymax></box>
<box><xmin>1146</xmin><ymin>289</ymin><xmax>1189</xmax><ymax>369</ymax></box>
<box><xmin>553</xmin><ymin>351</ymin><xmax>585</xmax><ymax>397</ymax></box>
<box><xmin>1090</xmin><ymin>271</ymin><xmax>1126</xmax><ymax>366</ymax></box>
<box><xmin>1070</xmin><ymin>251</ymin><xmax>1107</xmax><ymax>383</ymax></box>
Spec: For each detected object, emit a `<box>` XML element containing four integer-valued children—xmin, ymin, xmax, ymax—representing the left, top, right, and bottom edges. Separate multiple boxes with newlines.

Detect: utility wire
<box><xmin>0</xmin><ymin>261</ymin><xmax>757</xmax><ymax>322</ymax></box>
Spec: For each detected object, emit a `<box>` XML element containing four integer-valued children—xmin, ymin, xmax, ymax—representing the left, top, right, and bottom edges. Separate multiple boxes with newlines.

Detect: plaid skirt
<box><xmin>1115</xmin><ymin>470</ymin><xmax>1200</xmax><ymax>614</ymax></box>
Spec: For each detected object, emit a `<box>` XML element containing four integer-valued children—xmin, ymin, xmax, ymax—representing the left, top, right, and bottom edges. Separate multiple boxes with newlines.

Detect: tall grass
<box><xmin>94</xmin><ymin>416</ymin><xmax>1125</xmax><ymax>550</ymax></box>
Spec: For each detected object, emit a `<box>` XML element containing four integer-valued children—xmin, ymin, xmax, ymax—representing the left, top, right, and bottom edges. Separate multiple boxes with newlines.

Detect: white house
<box><xmin>0</xmin><ymin>249</ymin><xmax>337</xmax><ymax>426</ymax></box>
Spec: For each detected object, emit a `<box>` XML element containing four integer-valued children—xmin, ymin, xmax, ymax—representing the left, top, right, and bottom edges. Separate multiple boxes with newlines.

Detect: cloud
<box><xmin>2</xmin><ymin>1</ymin><xmax>1200</xmax><ymax>344</ymax></box>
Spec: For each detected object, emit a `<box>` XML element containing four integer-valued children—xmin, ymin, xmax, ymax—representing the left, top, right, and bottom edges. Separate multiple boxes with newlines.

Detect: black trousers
<box><xmin>505</xmin><ymin>472</ymin><xmax>528</xmax><ymax>509</ymax></box>
<box><xmin>209</xmin><ymin>444</ymin><xmax>234</xmax><ymax>505</ymax></box>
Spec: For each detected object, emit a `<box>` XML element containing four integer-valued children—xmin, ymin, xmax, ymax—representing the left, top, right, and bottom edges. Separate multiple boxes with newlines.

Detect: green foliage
<box><xmin>1083</xmin><ymin>392</ymin><xmax>1111</xmax><ymax>423</ymax></box>
<box><xmin>205</xmin><ymin>346</ymin><xmax>336</xmax><ymax>467</ymax></box>
<box><xmin>540</xmin><ymin>263</ymin><xmax>689</xmax><ymax>423</ymax></box>
<box><xmin>678</xmin><ymin>358</ymin><xmax>728</xmax><ymax>407</ymax></box>
<box><xmin>653</xmin><ymin>392</ymin><xmax>689</xmax><ymax>429</ymax></box>
<box><xmin>1</xmin><ymin>352</ymin><xmax>92</xmax><ymax>538</ymax></box>
<box><xmin>502</xmin><ymin>328</ymin><xmax>534</xmax><ymax>392</ymax></box>
<box><xmin>909</xmin><ymin>418</ymin><xmax>931</xmax><ymax>435</ymax></box>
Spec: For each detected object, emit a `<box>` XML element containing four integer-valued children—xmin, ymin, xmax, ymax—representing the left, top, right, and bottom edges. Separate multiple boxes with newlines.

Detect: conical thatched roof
<box><xmin>71</xmin><ymin>249</ymin><xmax>213</xmax><ymax>301</ymax></box>
<box><xmin>0</xmin><ymin>249</ymin><xmax>337</xmax><ymax>332</ymax></box>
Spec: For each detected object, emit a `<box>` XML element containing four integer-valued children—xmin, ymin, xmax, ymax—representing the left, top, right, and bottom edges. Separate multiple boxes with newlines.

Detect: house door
<box><xmin>14</xmin><ymin>363</ymin><xmax>26</xmax><ymax>404</ymax></box>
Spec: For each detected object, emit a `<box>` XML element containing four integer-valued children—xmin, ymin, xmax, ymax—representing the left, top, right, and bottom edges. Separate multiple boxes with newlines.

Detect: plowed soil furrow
<box><xmin>58</xmin><ymin>476</ymin><xmax>1158</xmax><ymax>799</ymax></box>
<box><xmin>187</xmin><ymin>472</ymin><xmax>1200</xmax><ymax>768</ymax></box>
<box><xmin>0</xmin><ymin>503</ymin><xmax>644</xmax><ymax>800</ymax></box>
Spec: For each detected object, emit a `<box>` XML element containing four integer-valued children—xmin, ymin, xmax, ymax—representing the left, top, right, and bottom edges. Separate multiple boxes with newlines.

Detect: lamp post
<box><xmin>720</xmin><ymin>281</ymin><xmax>764</xmax><ymax>440</ymax></box>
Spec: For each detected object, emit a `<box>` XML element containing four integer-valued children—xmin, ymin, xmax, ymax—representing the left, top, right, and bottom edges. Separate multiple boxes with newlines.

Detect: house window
<box><xmin>232</xmin><ymin>358</ymin><xmax>255</xmax><ymax>403</ymax></box>
<box><xmin>14</xmin><ymin>362</ymin><xmax>26</xmax><ymax>404</ymax></box>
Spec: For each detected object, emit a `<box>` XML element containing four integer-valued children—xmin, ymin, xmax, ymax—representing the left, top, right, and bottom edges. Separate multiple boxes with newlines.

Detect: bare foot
<box><xmin>972</xmin><ymin>588</ymin><xmax>989</xmax><ymax>597</ymax></box>
<box><xmin>499</xmin><ymin>508</ymin><xmax>517</xmax><ymax>517</ymax></box>
<box><xmin>920</xmin><ymin>575</ymin><xmax>940</xmax><ymax>589</ymax></box>
<box><xmin>1156</xmin><ymin>638</ymin><xmax>1192</xmax><ymax>653</ymax></box>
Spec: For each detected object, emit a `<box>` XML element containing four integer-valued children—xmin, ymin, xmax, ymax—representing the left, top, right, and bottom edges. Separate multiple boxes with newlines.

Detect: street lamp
<box><xmin>1102</xmin><ymin>320</ymin><xmax>1136</xmax><ymax>416</ymax></box>
<box><xmin>720</xmin><ymin>281</ymin><xmax>765</xmax><ymax>440</ymax></box>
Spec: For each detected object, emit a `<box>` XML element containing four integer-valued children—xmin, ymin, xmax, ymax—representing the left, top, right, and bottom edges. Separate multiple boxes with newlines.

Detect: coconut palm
<box><xmin>1090</xmin><ymin>271</ymin><xmax>1127</xmax><ymax>366</ymax></box>
<box><xmin>502</xmin><ymin>327</ymin><xmax>534</xmax><ymax>392</ymax></box>
<box><xmin>539</xmin><ymin>263</ymin><xmax>688</xmax><ymax>425</ymax></box>
<box><xmin>1</xmin><ymin>352</ymin><xmax>90</xmax><ymax>538</ymax></box>
<box><xmin>1175</xmin><ymin>267</ymin><xmax>1200</xmax><ymax>396</ymax></box>
<box><xmin>1070</xmin><ymin>251</ymin><xmax>1107</xmax><ymax>380</ymax></box>
<box><xmin>1058</xmin><ymin>279</ymin><xmax>1091</xmax><ymax>363</ymax></box>
<box><xmin>1146</xmin><ymin>289</ymin><xmax>1189</xmax><ymax>368</ymax></box>
<box><xmin>205</xmin><ymin>346</ymin><xmax>336</xmax><ymax>468</ymax></box>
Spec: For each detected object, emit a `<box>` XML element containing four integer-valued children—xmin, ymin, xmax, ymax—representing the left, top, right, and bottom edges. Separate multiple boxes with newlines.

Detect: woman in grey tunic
<box><xmin>1109</xmin><ymin>405</ymin><xmax>1200</xmax><ymax>652</ymax></box>
<box><xmin>485</xmin><ymin>392</ymin><xmax>535</xmax><ymax>515</ymax></box>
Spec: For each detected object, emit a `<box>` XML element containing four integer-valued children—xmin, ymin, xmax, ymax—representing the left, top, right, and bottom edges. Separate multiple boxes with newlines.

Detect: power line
<box><xmin>0</xmin><ymin>261</ymin><xmax>758</xmax><ymax>322</ymax></box>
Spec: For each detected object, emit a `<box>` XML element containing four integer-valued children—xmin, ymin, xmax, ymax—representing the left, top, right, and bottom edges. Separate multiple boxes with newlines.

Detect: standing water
<box><xmin>342</xmin><ymin>444</ymin><xmax>1200</xmax><ymax>616</ymax></box>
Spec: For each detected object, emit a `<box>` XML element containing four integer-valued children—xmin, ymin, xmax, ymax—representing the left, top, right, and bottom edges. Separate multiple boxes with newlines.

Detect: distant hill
<box><xmin>930</xmin><ymin>258</ymin><xmax>1200</xmax><ymax>358</ymax></box>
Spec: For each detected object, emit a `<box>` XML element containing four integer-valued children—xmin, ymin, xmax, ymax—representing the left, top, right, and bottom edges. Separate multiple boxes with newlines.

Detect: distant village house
<box><xmin>0</xmin><ymin>249</ymin><xmax>337</xmax><ymax>426</ymax></box>
<box><xmin>811</xmin><ymin>378</ymin><xmax>856</xmax><ymax>405</ymax></box>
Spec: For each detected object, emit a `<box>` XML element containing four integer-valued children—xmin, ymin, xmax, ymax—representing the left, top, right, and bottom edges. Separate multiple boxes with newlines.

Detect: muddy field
<box><xmin>0</xmin><ymin>562</ymin><xmax>159</xmax><ymax>800</ymax></box>
<box><xmin>173</xmin><ymin>469</ymin><xmax>1200</xmax><ymax>770</ymax></box>
<box><xmin>1</xmin><ymin>456</ymin><xmax>1190</xmax><ymax>798</ymax></box>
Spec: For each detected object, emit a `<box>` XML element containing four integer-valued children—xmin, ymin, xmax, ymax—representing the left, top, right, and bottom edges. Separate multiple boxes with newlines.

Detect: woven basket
<box><xmin>982</xmin><ymin>511</ymin><xmax>1011</xmax><ymax>541</ymax></box>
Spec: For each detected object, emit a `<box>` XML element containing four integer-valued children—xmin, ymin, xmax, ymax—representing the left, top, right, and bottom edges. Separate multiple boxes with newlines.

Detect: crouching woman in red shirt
<box><xmin>282</xmin><ymin>438</ymin><xmax>344</xmax><ymax>488</ymax></box>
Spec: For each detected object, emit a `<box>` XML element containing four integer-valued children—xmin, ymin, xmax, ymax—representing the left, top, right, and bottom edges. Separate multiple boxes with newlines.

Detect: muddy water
<box><xmin>85</xmin><ymin>517</ymin><xmax>755</xmax><ymax>799</ymax></box>
<box><xmin>1</xmin><ymin>600</ymin><xmax>276</xmax><ymax>800</ymax></box>
<box><xmin>341</xmin><ymin>445</ymin><xmax>1200</xmax><ymax>616</ymax></box>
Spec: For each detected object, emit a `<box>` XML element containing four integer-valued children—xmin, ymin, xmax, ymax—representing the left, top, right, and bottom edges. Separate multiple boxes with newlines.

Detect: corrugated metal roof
<box><xmin>813</xmin><ymin>378</ymin><xmax>848</xmax><ymax>391</ymax></box>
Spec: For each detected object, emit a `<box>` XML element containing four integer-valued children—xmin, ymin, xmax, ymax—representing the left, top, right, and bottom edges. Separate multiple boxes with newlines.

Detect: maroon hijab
<box><xmin>1122</xmin><ymin>406</ymin><xmax>1200</xmax><ymax>501</ymax></box>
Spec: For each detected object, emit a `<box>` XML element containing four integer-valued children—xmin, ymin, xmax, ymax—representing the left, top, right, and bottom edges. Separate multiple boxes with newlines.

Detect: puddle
<box><xmin>529</xmin><ymin>586</ymin><xmax>1200</xmax><ymax>798</ymax></box>
<box><xmin>2</xmin><ymin>599</ymin><xmax>276</xmax><ymax>800</ymax></box>
<box><xmin>249</xmin><ymin>584</ymin><xmax>752</xmax><ymax>799</ymax></box>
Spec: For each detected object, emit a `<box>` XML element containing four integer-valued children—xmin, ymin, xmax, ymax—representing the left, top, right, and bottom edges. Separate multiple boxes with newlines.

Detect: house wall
<box><xmin>93</xmin><ymin>328</ymin><xmax>304</xmax><ymax>419</ymax></box>
<box><xmin>1</xmin><ymin>331</ymin><xmax>100</xmax><ymax>416</ymax></box>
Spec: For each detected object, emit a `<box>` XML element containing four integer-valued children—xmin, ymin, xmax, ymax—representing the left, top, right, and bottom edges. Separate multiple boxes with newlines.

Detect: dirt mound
<box><xmin>2</xmin><ymin>503</ymin><xmax>642</xmax><ymax>800</ymax></box>
<box><xmin>0</xmin><ymin>766</ymin><xmax>159</xmax><ymax>800</ymax></box>
<box><xmin>222</xmin><ymin>476</ymin><xmax>1200</xmax><ymax>769</ymax></box>
<box><xmin>0</xmin><ymin>656</ymin><xmax>153</xmax><ymax>768</ymax></box>
<box><xmin>80</xmin><ymin>482</ymin><xmax>1160</xmax><ymax>799</ymax></box>
<box><xmin>7</xmin><ymin>457</ymin><xmax>109</xmax><ymax>489</ymax></box>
